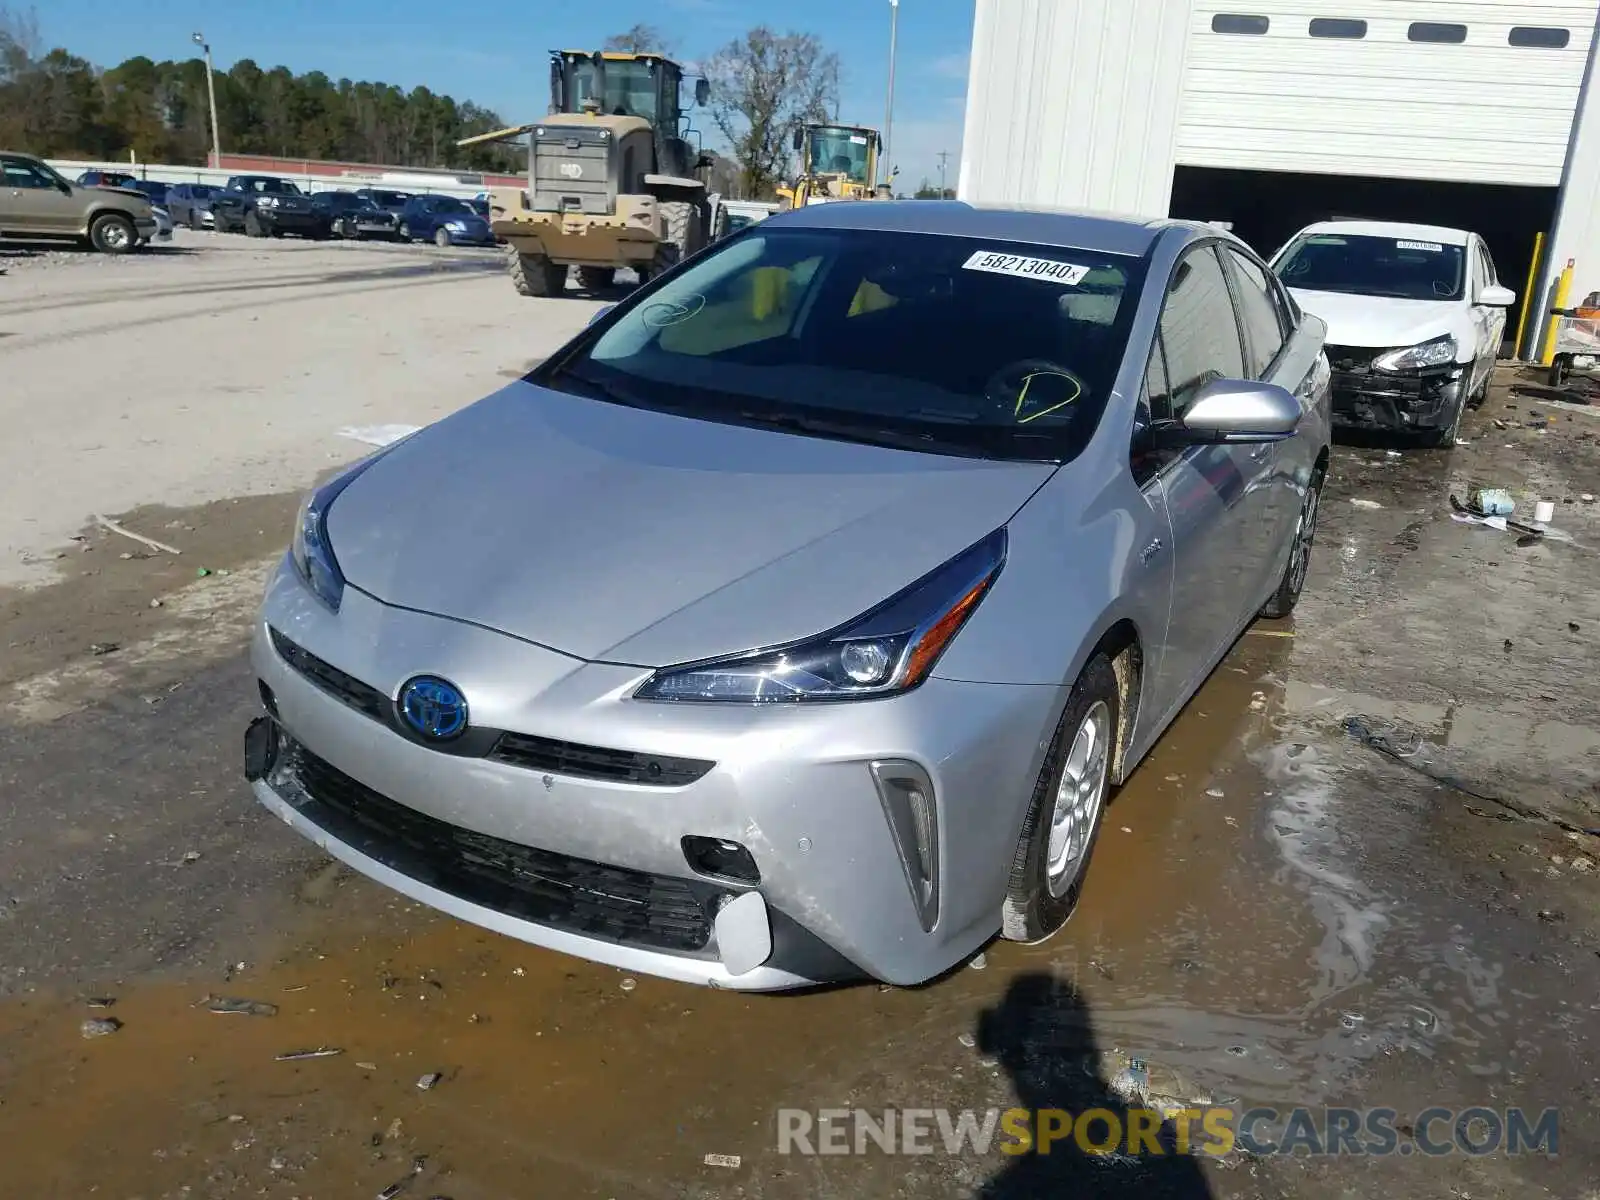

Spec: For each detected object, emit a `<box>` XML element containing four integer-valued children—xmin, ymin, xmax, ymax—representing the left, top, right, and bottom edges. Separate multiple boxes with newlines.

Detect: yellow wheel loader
<box><xmin>775</xmin><ymin>124</ymin><xmax>895</xmax><ymax>209</ymax></box>
<box><xmin>458</xmin><ymin>50</ymin><xmax>714</xmax><ymax>297</ymax></box>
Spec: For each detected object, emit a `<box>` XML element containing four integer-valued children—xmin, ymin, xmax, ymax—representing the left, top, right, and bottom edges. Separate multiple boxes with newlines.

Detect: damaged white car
<box><xmin>1271</xmin><ymin>220</ymin><xmax>1514</xmax><ymax>446</ymax></box>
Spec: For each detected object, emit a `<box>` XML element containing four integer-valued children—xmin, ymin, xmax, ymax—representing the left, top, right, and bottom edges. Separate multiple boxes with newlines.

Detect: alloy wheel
<box><xmin>1045</xmin><ymin>699</ymin><xmax>1111</xmax><ymax>897</ymax></box>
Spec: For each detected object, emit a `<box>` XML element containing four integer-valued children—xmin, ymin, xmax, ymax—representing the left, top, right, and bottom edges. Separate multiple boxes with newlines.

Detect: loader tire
<box><xmin>575</xmin><ymin>266</ymin><xmax>616</xmax><ymax>291</ymax></box>
<box><xmin>659</xmin><ymin>199</ymin><xmax>697</xmax><ymax>264</ymax></box>
<box><xmin>508</xmin><ymin>250</ymin><xmax>567</xmax><ymax>297</ymax></box>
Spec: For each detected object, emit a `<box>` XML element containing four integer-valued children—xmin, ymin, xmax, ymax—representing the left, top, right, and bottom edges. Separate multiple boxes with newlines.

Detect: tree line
<box><xmin>2</xmin><ymin>10</ymin><xmax>878</xmax><ymax>197</ymax></box>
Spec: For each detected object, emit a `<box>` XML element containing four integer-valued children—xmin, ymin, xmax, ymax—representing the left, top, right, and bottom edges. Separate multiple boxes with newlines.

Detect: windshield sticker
<box><xmin>1396</xmin><ymin>240</ymin><xmax>1445</xmax><ymax>253</ymax></box>
<box><xmin>850</xmin><ymin>135</ymin><xmax>867</xmax><ymax>144</ymax></box>
<box><xmin>962</xmin><ymin>251</ymin><xmax>1091</xmax><ymax>286</ymax></box>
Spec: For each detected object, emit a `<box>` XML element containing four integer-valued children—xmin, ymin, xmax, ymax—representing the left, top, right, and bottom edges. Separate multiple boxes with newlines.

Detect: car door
<box><xmin>1142</xmin><ymin>242</ymin><xmax>1275</xmax><ymax>715</ymax></box>
<box><xmin>0</xmin><ymin>156</ymin><xmax>79</xmax><ymax>235</ymax></box>
<box><xmin>1219</xmin><ymin>244</ymin><xmax>1322</xmax><ymax>564</ymax></box>
<box><xmin>1473</xmin><ymin>238</ymin><xmax>1506</xmax><ymax>385</ymax></box>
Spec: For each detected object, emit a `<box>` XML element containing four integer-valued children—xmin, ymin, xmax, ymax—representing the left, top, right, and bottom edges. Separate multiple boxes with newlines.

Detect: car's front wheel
<box><xmin>1259</xmin><ymin>465</ymin><xmax>1324</xmax><ymax>619</ymax></box>
<box><xmin>434</xmin><ymin>226</ymin><xmax>452</xmax><ymax>248</ymax></box>
<box><xmin>1001</xmin><ymin>653</ymin><xmax>1120</xmax><ymax>943</ymax></box>
<box><xmin>89</xmin><ymin>213</ymin><xmax>136</xmax><ymax>254</ymax></box>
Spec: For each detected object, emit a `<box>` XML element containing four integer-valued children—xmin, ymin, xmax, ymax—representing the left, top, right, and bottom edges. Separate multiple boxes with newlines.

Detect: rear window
<box><xmin>544</xmin><ymin>227</ymin><xmax>1145</xmax><ymax>463</ymax></box>
<box><xmin>1274</xmin><ymin>233</ymin><xmax>1466</xmax><ymax>302</ymax></box>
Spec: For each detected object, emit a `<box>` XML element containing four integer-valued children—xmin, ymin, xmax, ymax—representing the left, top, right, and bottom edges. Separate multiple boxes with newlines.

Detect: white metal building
<box><xmin>959</xmin><ymin>0</ymin><xmax>1600</xmax><ymax>355</ymax></box>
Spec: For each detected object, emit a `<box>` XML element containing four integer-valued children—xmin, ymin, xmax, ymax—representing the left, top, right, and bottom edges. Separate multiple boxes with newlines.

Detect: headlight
<box><xmin>445</xmin><ymin>220</ymin><xmax>466</xmax><ymax>230</ymax></box>
<box><xmin>1373</xmin><ymin>334</ymin><xmax>1457</xmax><ymax>373</ymax></box>
<box><xmin>634</xmin><ymin>529</ymin><xmax>1007</xmax><ymax>703</ymax></box>
<box><xmin>288</xmin><ymin>444</ymin><xmax>408</xmax><ymax>610</ymax></box>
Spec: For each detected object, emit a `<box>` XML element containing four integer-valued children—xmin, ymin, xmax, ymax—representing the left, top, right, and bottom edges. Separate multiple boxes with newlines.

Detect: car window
<box><xmin>1159</xmin><ymin>245</ymin><xmax>1247</xmax><ymax>417</ymax></box>
<box><xmin>1223</xmin><ymin>246</ymin><xmax>1288</xmax><ymax>376</ymax></box>
<box><xmin>550</xmin><ymin>227</ymin><xmax>1148</xmax><ymax>463</ymax></box>
<box><xmin>1</xmin><ymin>159</ymin><xmax>55</xmax><ymax>189</ymax></box>
<box><xmin>1276</xmin><ymin>233</ymin><xmax>1466</xmax><ymax>302</ymax></box>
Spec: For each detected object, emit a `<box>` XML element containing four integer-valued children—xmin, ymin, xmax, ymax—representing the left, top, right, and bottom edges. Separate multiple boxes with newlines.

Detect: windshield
<box><xmin>807</xmin><ymin>128</ymin><xmax>873</xmax><ymax>183</ymax></box>
<box><xmin>369</xmin><ymin>190</ymin><xmax>409</xmax><ymax>206</ymax></box>
<box><xmin>190</xmin><ymin>184</ymin><xmax>216</xmax><ymax>198</ymax></box>
<box><xmin>430</xmin><ymin>196</ymin><xmax>470</xmax><ymax>215</ymax></box>
<box><xmin>1275</xmin><ymin>233</ymin><xmax>1466</xmax><ymax>301</ymax></box>
<box><xmin>571</xmin><ymin>58</ymin><xmax>658</xmax><ymax>121</ymax></box>
<box><xmin>136</xmin><ymin>182</ymin><xmax>168</xmax><ymax>202</ymax></box>
<box><xmin>317</xmin><ymin>192</ymin><xmax>359</xmax><ymax>210</ymax></box>
<box><xmin>238</xmin><ymin>177</ymin><xmax>303</xmax><ymax>196</ymax></box>
<box><xmin>543</xmin><ymin>228</ymin><xmax>1143</xmax><ymax>463</ymax></box>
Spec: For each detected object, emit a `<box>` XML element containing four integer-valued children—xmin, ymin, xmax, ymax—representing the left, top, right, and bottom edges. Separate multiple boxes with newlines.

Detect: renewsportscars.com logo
<box><xmin>776</xmin><ymin>1106</ymin><xmax>1560</xmax><ymax>1158</ymax></box>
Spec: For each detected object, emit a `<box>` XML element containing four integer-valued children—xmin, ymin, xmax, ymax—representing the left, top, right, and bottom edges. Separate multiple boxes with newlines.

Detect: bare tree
<box><xmin>703</xmin><ymin>27</ymin><xmax>839</xmax><ymax>198</ymax></box>
<box><xmin>604</xmin><ymin>25</ymin><xmax>677</xmax><ymax>57</ymax></box>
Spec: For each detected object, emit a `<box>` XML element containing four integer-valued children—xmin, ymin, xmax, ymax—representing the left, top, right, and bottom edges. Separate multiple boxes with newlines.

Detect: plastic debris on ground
<box><xmin>338</xmin><ymin>424</ymin><xmax>422</xmax><ymax>448</ymax></box>
<box><xmin>275</xmin><ymin>1046</ymin><xmax>343</xmax><ymax>1061</ymax></box>
<box><xmin>205</xmin><ymin>995</ymin><xmax>278</xmax><ymax>1017</ymax></box>
<box><xmin>416</xmin><ymin>1072</ymin><xmax>444</xmax><ymax>1090</ymax></box>
<box><xmin>1349</xmin><ymin>498</ymin><xmax>1383</xmax><ymax>509</ymax></box>
<box><xmin>81</xmin><ymin>1017</ymin><xmax>122</xmax><ymax>1038</ymax></box>
<box><xmin>703</xmin><ymin>1154</ymin><xmax>742</xmax><ymax>1169</ymax></box>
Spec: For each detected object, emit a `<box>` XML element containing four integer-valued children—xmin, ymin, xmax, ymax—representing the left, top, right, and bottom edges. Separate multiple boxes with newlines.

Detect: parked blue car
<box><xmin>397</xmin><ymin>194</ymin><xmax>494</xmax><ymax>247</ymax></box>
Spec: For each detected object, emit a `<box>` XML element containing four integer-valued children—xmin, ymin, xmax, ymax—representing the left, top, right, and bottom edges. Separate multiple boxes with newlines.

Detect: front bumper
<box><xmin>260</xmin><ymin>209</ymin><xmax>327</xmax><ymax>235</ymax></box>
<box><xmin>246</xmin><ymin>561</ymin><xmax>1057</xmax><ymax>989</ymax></box>
<box><xmin>439</xmin><ymin>226</ymin><xmax>494</xmax><ymax>245</ymax></box>
<box><xmin>1324</xmin><ymin>344</ymin><xmax>1464</xmax><ymax>430</ymax></box>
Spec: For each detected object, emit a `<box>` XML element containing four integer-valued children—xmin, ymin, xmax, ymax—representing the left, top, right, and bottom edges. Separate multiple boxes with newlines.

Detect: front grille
<box><xmin>287</xmin><ymin>741</ymin><xmax>723</xmax><ymax>953</ymax></box>
<box><xmin>269</xmin><ymin>628</ymin><xmax>717</xmax><ymax>788</ymax></box>
<box><xmin>269</xmin><ymin>628</ymin><xmax>388</xmax><ymax>721</ymax></box>
<box><xmin>490</xmin><ymin>731</ymin><xmax>713</xmax><ymax>787</ymax></box>
<box><xmin>1323</xmin><ymin>344</ymin><xmax>1454</xmax><ymax>413</ymax></box>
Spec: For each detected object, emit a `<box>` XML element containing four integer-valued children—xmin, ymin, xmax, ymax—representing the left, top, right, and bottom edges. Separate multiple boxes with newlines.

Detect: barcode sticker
<box><xmin>1396</xmin><ymin>240</ymin><xmax>1445</xmax><ymax>252</ymax></box>
<box><xmin>962</xmin><ymin>251</ymin><xmax>1091</xmax><ymax>285</ymax></box>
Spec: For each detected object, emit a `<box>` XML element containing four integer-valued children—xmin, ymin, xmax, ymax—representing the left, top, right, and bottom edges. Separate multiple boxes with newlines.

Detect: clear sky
<box><xmin>35</xmin><ymin>0</ymin><xmax>973</xmax><ymax>190</ymax></box>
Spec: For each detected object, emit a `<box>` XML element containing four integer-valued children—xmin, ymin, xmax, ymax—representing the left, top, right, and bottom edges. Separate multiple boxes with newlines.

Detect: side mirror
<box><xmin>59</xmin><ymin>180</ymin><xmax>73</xmax><ymax>194</ymax></box>
<box><xmin>1479</xmin><ymin>283</ymin><xmax>1516</xmax><ymax>308</ymax></box>
<box><xmin>1157</xmin><ymin>378</ymin><xmax>1302</xmax><ymax>447</ymax></box>
<box><xmin>792</xmin><ymin>129</ymin><xmax>804</xmax><ymax>152</ymax></box>
<box><xmin>694</xmin><ymin>78</ymin><xmax>711</xmax><ymax>107</ymax></box>
<box><xmin>587</xmin><ymin>303</ymin><xmax>615</xmax><ymax>327</ymax></box>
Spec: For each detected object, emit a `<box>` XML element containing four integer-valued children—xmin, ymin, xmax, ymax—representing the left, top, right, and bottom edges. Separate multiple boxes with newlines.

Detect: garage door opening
<box><xmin>1170</xmin><ymin>165</ymin><xmax>1558</xmax><ymax>352</ymax></box>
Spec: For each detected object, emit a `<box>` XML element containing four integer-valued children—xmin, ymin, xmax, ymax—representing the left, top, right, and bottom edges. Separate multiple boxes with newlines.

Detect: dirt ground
<box><xmin>2</xmin><ymin>234</ymin><xmax>1599</xmax><ymax>1199</ymax></box>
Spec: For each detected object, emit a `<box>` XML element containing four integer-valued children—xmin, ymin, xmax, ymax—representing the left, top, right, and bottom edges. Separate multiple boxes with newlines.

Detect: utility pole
<box><xmin>883</xmin><ymin>0</ymin><xmax>899</xmax><ymax>189</ymax></box>
<box><xmin>937</xmin><ymin>150</ymin><xmax>949</xmax><ymax>197</ymax></box>
<box><xmin>193</xmin><ymin>32</ymin><xmax>222</xmax><ymax>169</ymax></box>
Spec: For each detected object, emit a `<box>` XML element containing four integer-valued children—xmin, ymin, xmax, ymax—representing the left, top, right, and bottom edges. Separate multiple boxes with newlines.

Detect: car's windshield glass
<box><xmin>570</xmin><ymin>58</ymin><xmax>658</xmax><ymax>121</ymax></box>
<box><xmin>317</xmin><ymin>192</ymin><xmax>358</xmax><ymax>209</ymax></box>
<box><xmin>1275</xmin><ymin>233</ymin><xmax>1466</xmax><ymax>301</ymax></box>
<box><xmin>369</xmin><ymin>191</ymin><xmax>409</xmax><ymax>206</ymax></box>
<box><xmin>431</xmin><ymin>197</ymin><xmax>470</xmax><ymax>214</ymax></box>
<box><xmin>240</xmin><ymin>178</ymin><xmax>303</xmax><ymax>195</ymax></box>
<box><xmin>807</xmin><ymin>128</ymin><xmax>873</xmax><ymax>183</ymax></box>
<box><xmin>544</xmin><ymin>227</ymin><xmax>1144</xmax><ymax>463</ymax></box>
<box><xmin>190</xmin><ymin>185</ymin><xmax>216</xmax><ymax>198</ymax></box>
<box><xmin>137</xmin><ymin>182</ymin><xmax>168</xmax><ymax>202</ymax></box>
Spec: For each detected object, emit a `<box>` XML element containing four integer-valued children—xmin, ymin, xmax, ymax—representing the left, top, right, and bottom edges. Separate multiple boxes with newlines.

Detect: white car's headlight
<box><xmin>1373</xmin><ymin>334</ymin><xmax>1457</xmax><ymax>373</ymax></box>
<box><xmin>634</xmin><ymin>530</ymin><xmax>1007</xmax><ymax>704</ymax></box>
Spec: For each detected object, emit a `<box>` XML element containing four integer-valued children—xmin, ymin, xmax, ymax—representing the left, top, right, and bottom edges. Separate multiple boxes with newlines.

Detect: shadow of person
<box><xmin>974</xmin><ymin>973</ymin><xmax>1216</xmax><ymax>1200</ymax></box>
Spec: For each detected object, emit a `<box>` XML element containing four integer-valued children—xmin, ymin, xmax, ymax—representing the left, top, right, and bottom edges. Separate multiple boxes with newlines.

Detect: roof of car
<box><xmin>1296</xmin><ymin>219</ymin><xmax>1471</xmax><ymax>245</ymax></box>
<box><xmin>768</xmin><ymin>200</ymin><xmax>1211</xmax><ymax>257</ymax></box>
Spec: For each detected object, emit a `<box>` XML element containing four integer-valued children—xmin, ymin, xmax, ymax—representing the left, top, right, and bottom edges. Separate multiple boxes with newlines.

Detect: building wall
<box><xmin>1180</xmin><ymin>2</ymin><xmax>1598</xmax><ymax>186</ymax></box>
<box><xmin>958</xmin><ymin>0</ymin><xmax>1193</xmax><ymax>217</ymax></box>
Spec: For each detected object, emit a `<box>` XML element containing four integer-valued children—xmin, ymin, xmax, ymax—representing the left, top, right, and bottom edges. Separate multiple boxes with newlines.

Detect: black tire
<box><xmin>507</xmin><ymin>249</ymin><xmax>566</xmax><ymax>297</ymax></box>
<box><xmin>88</xmin><ymin>212</ymin><xmax>136</xmax><ymax>254</ymax></box>
<box><xmin>397</xmin><ymin>222</ymin><xmax>412</xmax><ymax>242</ymax></box>
<box><xmin>434</xmin><ymin>226</ymin><xmax>452</xmax><ymax>248</ymax></box>
<box><xmin>1259</xmin><ymin>465</ymin><xmax>1324</xmax><ymax>619</ymax></box>
<box><xmin>575</xmin><ymin>266</ymin><xmax>616</xmax><ymax>290</ymax></box>
<box><xmin>188</xmin><ymin>209</ymin><xmax>203</xmax><ymax>231</ymax></box>
<box><xmin>658</xmin><ymin>199</ymin><xmax>697</xmax><ymax>263</ymax></box>
<box><xmin>1001</xmin><ymin>653</ymin><xmax>1120</xmax><ymax>943</ymax></box>
<box><xmin>1419</xmin><ymin>390</ymin><xmax>1466</xmax><ymax>448</ymax></box>
<box><xmin>340</xmin><ymin>219</ymin><xmax>358</xmax><ymax>240</ymax></box>
<box><xmin>244</xmin><ymin>210</ymin><xmax>266</xmax><ymax>238</ymax></box>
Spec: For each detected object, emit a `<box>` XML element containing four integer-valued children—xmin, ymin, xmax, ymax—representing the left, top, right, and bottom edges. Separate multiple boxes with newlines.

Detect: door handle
<box><xmin>1140</xmin><ymin>537</ymin><xmax>1164</xmax><ymax>564</ymax></box>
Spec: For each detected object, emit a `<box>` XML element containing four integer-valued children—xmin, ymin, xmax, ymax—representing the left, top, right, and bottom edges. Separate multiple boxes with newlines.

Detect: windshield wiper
<box><xmin>731</xmin><ymin>410</ymin><xmax>986</xmax><ymax>456</ymax></box>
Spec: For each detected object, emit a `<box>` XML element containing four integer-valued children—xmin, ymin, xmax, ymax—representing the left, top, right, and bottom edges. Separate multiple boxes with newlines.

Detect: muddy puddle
<box><xmin>1</xmin><ymin>594</ymin><xmax>1580</xmax><ymax>1196</ymax></box>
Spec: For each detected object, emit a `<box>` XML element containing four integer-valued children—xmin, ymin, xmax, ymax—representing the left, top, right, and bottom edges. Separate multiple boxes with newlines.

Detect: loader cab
<box><xmin>800</xmin><ymin>125</ymin><xmax>879</xmax><ymax>187</ymax></box>
<box><xmin>548</xmin><ymin>50</ymin><xmax>710</xmax><ymax>183</ymax></box>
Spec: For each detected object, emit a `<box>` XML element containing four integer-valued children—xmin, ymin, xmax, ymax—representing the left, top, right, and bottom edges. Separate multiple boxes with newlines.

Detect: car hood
<box><xmin>88</xmin><ymin>185</ymin><xmax>151</xmax><ymax>205</ymax></box>
<box><xmin>1285</xmin><ymin>288</ymin><xmax>1467</xmax><ymax>352</ymax></box>
<box><xmin>327</xmin><ymin>382</ymin><xmax>1054</xmax><ymax>666</ymax></box>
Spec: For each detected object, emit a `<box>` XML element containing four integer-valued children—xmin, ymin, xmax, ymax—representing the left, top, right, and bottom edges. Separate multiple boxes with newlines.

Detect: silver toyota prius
<box><xmin>244</xmin><ymin>201</ymin><xmax>1331</xmax><ymax>990</ymax></box>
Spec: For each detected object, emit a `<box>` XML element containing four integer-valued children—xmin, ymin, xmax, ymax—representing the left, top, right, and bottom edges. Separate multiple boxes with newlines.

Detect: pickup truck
<box><xmin>0</xmin><ymin>151</ymin><xmax>158</xmax><ymax>253</ymax></box>
<box><xmin>210</xmin><ymin>175</ymin><xmax>327</xmax><ymax>238</ymax></box>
